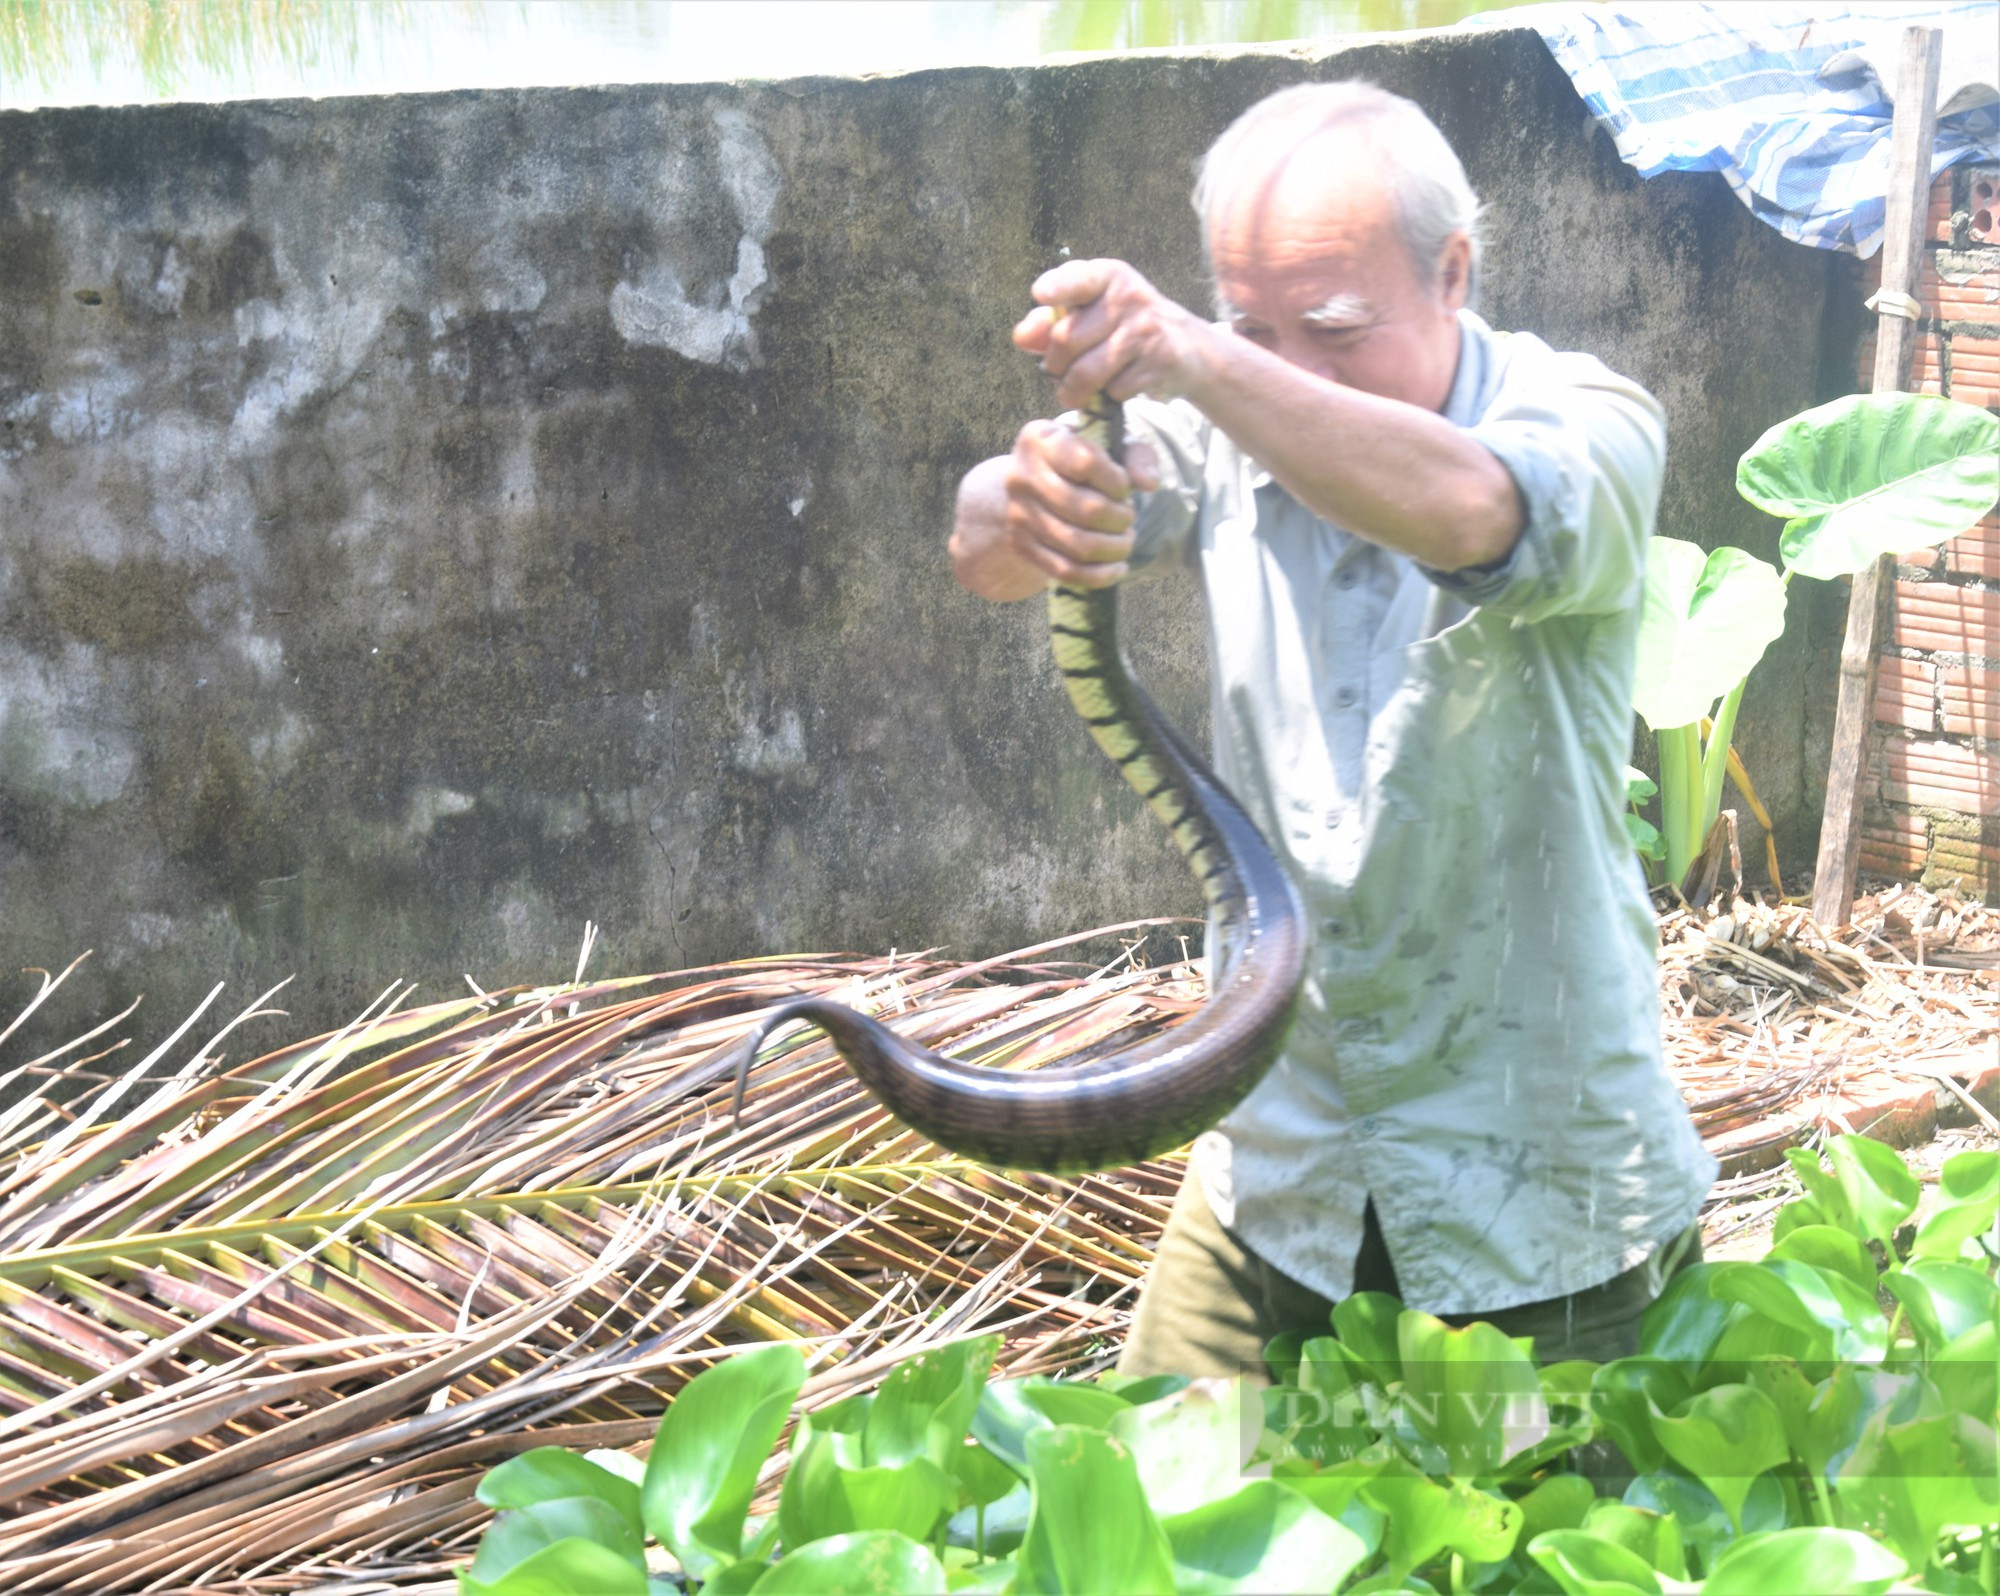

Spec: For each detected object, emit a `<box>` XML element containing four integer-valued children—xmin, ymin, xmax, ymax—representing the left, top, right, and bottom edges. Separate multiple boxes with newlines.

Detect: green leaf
<box><xmin>706</xmin><ymin>1562</ymin><xmax>779</xmax><ymax>1596</ymax></box>
<box><xmin>866</xmin><ymin>1334</ymin><xmax>999</xmax><ymax>1470</ymax></box>
<box><xmin>1933</xmin><ymin>1319</ymin><xmax>1999</xmax><ymax>1422</ymax></box>
<box><xmin>1711</xmin><ymin>1258</ymin><xmax>1886</xmax><ymax>1362</ymax></box>
<box><xmin>945</xmin><ymin>1557</ymin><xmax>1018</xmax><ymax>1593</ymax></box>
<box><xmin>1160</xmin><ymin>1480</ymin><xmax>1369</xmax><ymax>1595</ymax></box>
<box><xmin>1829</xmin><ymin>1135</ymin><xmax>1921</xmax><ymax>1248</ymax></box>
<box><xmin>1017</xmin><ymin>1379</ymin><xmax>1131</xmax><ymax>1431</ymax></box>
<box><xmin>1578</xmin><ymin>1501</ymin><xmax>1687</xmax><ymax>1581</ymax></box>
<box><xmin>1700</xmin><ymin>1527</ymin><xmax>1906</xmax><ymax>1596</ymax></box>
<box><xmin>1591</xmin><ymin>1359</ymin><xmax>1693</xmax><ymax>1474</ymax></box>
<box><xmin>1358</xmin><ymin>1458</ymin><xmax>1521</xmax><ymax>1577</ymax></box>
<box><xmin>779</xmin><ymin>1415</ymin><xmax>956</xmax><ymax>1548</ymax></box>
<box><xmin>1647</xmin><ymin>1385</ymin><xmax>1789</xmax><ymax>1531</ymax></box>
<box><xmin>750</xmin><ymin>1531</ymin><xmax>948</xmax><ymax>1594</ymax></box>
<box><xmin>1331</xmin><ymin>1292</ymin><xmax>1405</xmax><ymax>1387</ymax></box>
<box><xmin>1107</xmin><ymin>1376</ymin><xmax>1251</xmax><ymax>1517</ymax></box>
<box><xmin>642</xmin><ymin>1342</ymin><xmax>806</xmax><ymax>1579</ymax></box>
<box><xmin>1624</xmin><ymin>812</ymin><xmax>1666</xmax><ymax>861</ymax></box>
<box><xmin>1637</xmin><ymin>1264</ymin><xmax>1736</xmax><ymax>1367</ymax></box>
<box><xmin>970</xmin><ymin>1379</ymin><xmax>1051</xmax><ymax>1473</ymax></box>
<box><xmin>1901</xmin><ymin>1261</ymin><xmax>2000</xmax><ymax>1345</ymax></box>
<box><xmin>1396</xmin><ymin>1313</ymin><xmax>1549</xmax><ymax>1479</ymax></box>
<box><xmin>1625</xmin><ymin>1471</ymin><xmax>1788</xmax><ymax>1571</ymax></box>
<box><xmin>477</xmin><ymin>1447</ymin><xmax>643</xmax><ymax>1538</ymax></box>
<box><xmin>467</xmin><ymin>1498</ymin><xmax>647</xmax><ymax>1583</ymax></box>
<box><xmin>1631</xmin><ymin>538</ymin><xmax>1786</xmax><ymax>731</ymax></box>
<box><xmin>1767</xmin><ymin>1226</ymin><xmax>1879</xmax><ymax>1293</ymax></box>
<box><xmin>1836</xmin><ymin>1410</ymin><xmax>2000</xmax><ymax>1571</ymax></box>
<box><xmin>950</xmin><ymin>1438</ymin><xmax>1021</xmax><ymax>1510</ymax></box>
<box><xmin>457</xmin><ymin>1534</ymin><xmax>653</xmax><ymax>1596</ymax></box>
<box><xmin>1524</xmin><ymin>1528</ymin><xmax>1663</xmax><ymax>1595</ymax></box>
<box><xmin>1913</xmin><ymin>1150</ymin><xmax>2000</xmax><ymax>1259</ymax></box>
<box><xmin>1736</xmin><ymin>392</ymin><xmax>2000</xmax><ymax>579</ymax></box>
<box><xmin>1014</xmin><ymin>1424</ymin><xmax>1176</xmax><ymax>1595</ymax></box>
<box><xmin>1623</xmin><ymin>765</ymin><xmax>1658</xmax><ymax>804</ymax></box>
<box><xmin>1517</xmin><ymin>1473</ymin><xmax>1598</xmax><ymax>1542</ymax></box>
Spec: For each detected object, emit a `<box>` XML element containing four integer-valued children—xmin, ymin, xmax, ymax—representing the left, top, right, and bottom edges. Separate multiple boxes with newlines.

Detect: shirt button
<box><xmin>1333</xmin><ymin>686</ymin><xmax>1358</xmax><ymax>709</ymax></box>
<box><xmin>1323</xmin><ymin>918</ymin><xmax>1345</xmax><ymax>938</ymax></box>
<box><xmin>1337</xmin><ymin>569</ymin><xmax>1360</xmax><ymax>591</ymax></box>
<box><xmin>1324</xmin><ymin>808</ymin><xmax>1342</xmax><ymax>829</ymax></box>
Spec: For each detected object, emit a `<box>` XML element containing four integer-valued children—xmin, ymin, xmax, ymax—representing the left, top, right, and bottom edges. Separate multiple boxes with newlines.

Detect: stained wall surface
<box><xmin>0</xmin><ymin>27</ymin><xmax>1852</xmax><ymax>1045</ymax></box>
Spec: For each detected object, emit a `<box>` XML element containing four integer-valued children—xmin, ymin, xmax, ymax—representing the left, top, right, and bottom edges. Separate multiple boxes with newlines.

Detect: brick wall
<box><xmin>1858</xmin><ymin>164</ymin><xmax>2000</xmax><ymax>898</ymax></box>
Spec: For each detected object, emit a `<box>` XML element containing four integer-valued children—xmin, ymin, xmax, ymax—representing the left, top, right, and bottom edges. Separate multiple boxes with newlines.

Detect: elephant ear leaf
<box><xmin>1631</xmin><ymin>538</ymin><xmax>1786</xmax><ymax>731</ymax></box>
<box><xmin>1736</xmin><ymin>392</ymin><xmax>2000</xmax><ymax>580</ymax></box>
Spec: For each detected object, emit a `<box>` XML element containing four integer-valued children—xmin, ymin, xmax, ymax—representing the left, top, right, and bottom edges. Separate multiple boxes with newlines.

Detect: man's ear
<box><xmin>1435</xmin><ymin>233</ymin><xmax>1473</xmax><ymax>312</ymax></box>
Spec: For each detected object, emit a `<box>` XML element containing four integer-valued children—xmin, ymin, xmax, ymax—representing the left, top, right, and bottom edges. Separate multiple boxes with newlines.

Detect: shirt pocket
<box><xmin>1372</xmin><ymin>612</ymin><xmax>1533</xmax><ymax>825</ymax></box>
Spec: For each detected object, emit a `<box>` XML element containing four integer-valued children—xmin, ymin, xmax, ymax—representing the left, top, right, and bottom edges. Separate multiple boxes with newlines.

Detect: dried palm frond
<box><xmin>0</xmin><ymin>925</ymin><xmax>1193</xmax><ymax>1591</ymax></box>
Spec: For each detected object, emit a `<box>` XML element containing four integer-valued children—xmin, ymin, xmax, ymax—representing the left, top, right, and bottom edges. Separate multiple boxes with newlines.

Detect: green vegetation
<box><xmin>0</xmin><ymin>0</ymin><xmax>400</xmax><ymax>96</ymax></box>
<box><xmin>459</xmin><ymin>1134</ymin><xmax>2000</xmax><ymax>1594</ymax></box>
<box><xmin>1631</xmin><ymin>392</ymin><xmax>2000</xmax><ymax>892</ymax></box>
<box><xmin>1037</xmin><ymin>0</ymin><xmax>1522</xmax><ymax>55</ymax></box>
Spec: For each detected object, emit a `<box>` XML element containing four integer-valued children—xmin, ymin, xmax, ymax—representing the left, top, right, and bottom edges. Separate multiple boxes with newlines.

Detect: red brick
<box><xmin>1880</xmin><ymin>738</ymin><xmax>1999</xmax><ymax>813</ymax></box>
<box><xmin>1942</xmin><ymin>664</ymin><xmax>2000</xmax><ymax>738</ymax></box>
<box><xmin>1969</xmin><ymin>170</ymin><xmax>2000</xmax><ymax>246</ymax></box>
<box><xmin>1874</xmin><ymin>655</ymin><xmax>1937</xmax><ymax>731</ymax></box>
<box><xmin>1860</xmin><ymin>807</ymin><xmax>1929</xmax><ymax>877</ymax></box>
<box><xmin>1947</xmin><ymin>517</ymin><xmax>2000</xmax><ymax>580</ymax></box>
<box><xmin>1894</xmin><ymin>582</ymin><xmax>2000</xmax><ymax>656</ymax></box>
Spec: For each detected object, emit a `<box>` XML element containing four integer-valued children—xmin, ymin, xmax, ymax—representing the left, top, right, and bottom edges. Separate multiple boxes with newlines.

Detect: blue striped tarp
<box><xmin>1473</xmin><ymin>2</ymin><xmax>2000</xmax><ymax>255</ymax></box>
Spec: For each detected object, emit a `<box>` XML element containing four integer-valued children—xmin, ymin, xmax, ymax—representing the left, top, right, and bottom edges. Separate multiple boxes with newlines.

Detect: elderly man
<box><xmin>948</xmin><ymin>82</ymin><xmax>1716</xmax><ymax>1376</ymax></box>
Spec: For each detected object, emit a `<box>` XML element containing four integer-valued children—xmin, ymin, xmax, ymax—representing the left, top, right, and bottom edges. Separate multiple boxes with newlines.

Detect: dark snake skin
<box><xmin>722</xmin><ymin>399</ymin><xmax>1307</xmax><ymax>1174</ymax></box>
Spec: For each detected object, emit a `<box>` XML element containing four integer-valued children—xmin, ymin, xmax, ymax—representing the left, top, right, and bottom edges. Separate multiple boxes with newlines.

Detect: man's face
<box><xmin>1207</xmin><ymin>128</ymin><xmax>1468</xmax><ymax>415</ymax></box>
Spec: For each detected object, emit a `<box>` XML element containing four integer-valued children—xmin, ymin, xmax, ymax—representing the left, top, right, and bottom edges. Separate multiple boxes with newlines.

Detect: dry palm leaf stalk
<box><xmin>0</xmin><ymin>886</ymin><xmax>1993</xmax><ymax>1591</ymax></box>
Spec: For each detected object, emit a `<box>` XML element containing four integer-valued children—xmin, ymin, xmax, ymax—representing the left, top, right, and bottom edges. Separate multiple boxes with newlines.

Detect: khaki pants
<box><xmin>1119</xmin><ymin>1167</ymin><xmax>1702</xmax><ymax>1379</ymax></box>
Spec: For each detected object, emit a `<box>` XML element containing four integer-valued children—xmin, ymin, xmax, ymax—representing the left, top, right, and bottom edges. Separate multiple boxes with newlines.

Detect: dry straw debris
<box><xmin>0</xmin><ymin>889</ymin><xmax>1992</xmax><ymax>1591</ymax></box>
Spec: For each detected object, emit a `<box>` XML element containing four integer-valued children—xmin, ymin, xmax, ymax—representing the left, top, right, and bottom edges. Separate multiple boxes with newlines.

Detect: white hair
<box><xmin>1192</xmin><ymin>81</ymin><xmax>1484</xmax><ymax>302</ymax></box>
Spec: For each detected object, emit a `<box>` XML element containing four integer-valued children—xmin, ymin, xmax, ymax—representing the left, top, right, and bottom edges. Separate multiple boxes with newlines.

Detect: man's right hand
<box><xmin>948</xmin><ymin>420</ymin><xmax>1160</xmax><ymax>602</ymax></box>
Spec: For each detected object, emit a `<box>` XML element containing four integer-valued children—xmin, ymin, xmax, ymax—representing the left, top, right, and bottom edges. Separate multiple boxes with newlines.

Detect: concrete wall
<box><xmin>0</xmin><ymin>26</ymin><xmax>1853</xmax><ymax>1049</ymax></box>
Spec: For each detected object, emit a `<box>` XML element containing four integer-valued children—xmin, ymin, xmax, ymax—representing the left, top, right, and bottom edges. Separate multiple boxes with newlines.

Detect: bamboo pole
<box><xmin>1810</xmin><ymin>24</ymin><xmax>1944</xmax><ymax>930</ymax></box>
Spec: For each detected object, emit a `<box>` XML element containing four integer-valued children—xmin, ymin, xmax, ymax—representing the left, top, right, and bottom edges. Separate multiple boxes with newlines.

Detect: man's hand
<box><xmin>948</xmin><ymin>419</ymin><xmax>1160</xmax><ymax>602</ymax></box>
<box><xmin>1013</xmin><ymin>259</ymin><xmax>1220</xmax><ymax>411</ymax></box>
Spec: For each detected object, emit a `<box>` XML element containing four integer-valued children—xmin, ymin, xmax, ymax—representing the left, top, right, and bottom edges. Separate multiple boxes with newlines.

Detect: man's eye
<box><xmin>1232</xmin><ymin>323</ymin><xmax>1277</xmax><ymax>346</ymax></box>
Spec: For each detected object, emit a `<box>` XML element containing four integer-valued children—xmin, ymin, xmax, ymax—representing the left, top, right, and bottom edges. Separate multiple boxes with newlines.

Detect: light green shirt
<box><xmin>1125</xmin><ymin>310</ymin><xmax>1716</xmax><ymax>1314</ymax></box>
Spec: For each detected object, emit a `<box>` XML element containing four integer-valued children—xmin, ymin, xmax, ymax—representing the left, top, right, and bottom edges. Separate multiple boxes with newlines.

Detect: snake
<box><xmin>722</xmin><ymin>398</ymin><xmax>1307</xmax><ymax>1175</ymax></box>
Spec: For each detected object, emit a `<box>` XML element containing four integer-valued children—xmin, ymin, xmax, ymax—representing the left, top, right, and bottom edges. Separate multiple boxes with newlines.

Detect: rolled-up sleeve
<box><xmin>1422</xmin><ymin>353</ymin><xmax>1666</xmax><ymax>623</ymax></box>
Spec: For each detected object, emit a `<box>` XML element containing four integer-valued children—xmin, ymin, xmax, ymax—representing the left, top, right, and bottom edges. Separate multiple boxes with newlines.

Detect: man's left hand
<box><xmin>1013</xmin><ymin>259</ymin><xmax>1219</xmax><ymax>411</ymax></box>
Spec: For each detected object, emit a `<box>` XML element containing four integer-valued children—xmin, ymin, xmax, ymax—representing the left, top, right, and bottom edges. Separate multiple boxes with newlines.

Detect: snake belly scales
<box><xmin>722</xmin><ymin>399</ymin><xmax>1307</xmax><ymax>1175</ymax></box>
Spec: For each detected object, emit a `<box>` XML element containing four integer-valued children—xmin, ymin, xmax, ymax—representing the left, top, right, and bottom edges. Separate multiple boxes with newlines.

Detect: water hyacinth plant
<box><xmin>1631</xmin><ymin>391</ymin><xmax>2000</xmax><ymax>894</ymax></box>
<box><xmin>458</xmin><ymin>1133</ymin><xmax>2000</xmax><ymax>1594</ymax></box>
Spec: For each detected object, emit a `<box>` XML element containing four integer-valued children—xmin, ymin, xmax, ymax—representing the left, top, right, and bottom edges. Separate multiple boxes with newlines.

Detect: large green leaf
<box><xmin>1912</xmin><ymin>1151</ymin><xmax>2000</xmax><ymax>1260</ymax></box>
<box><xmin>1014</xmin><ymin>1425</ymin><xmax>1176</xmax><ymax>1595</ymax></box>
<box><xmin>750</xmin><ymin>1530</ymin><xmax>947</xmax><ymax>1594</ymax></box>
<box><xmin>464</xmin><ymin>1497</ymin><xmax>648</xmax><ymax>1584</ymax></box>
<box><xmin>642</xmin><ymin>1342</ymin><xmax>807</xmax><ymax>1579</ymax></box>
<box><xmin>1736</xmin><ymin>392</ymin><xmax>2000</xmax><ymax>580</ymax></box>
<box><xmin>865</xmin><ymin>1334</ymin><xmax>999</xmax><ymax>1470</ymax></box>
<box><xmin>1647</xmin><ymin>1384</ymin><xmax>1789</xmax><ymax>1532</ymax></box>
<box><xmin>1524</xmin><ymin>1529</ymin><xmax>1663</xmax><ymax>1596</ymax></box>
<box><xmin>1107</xmin><ymin>1377</ymin><xmax>1250</xmax><ymax>1517</ymax></box>
<box><xmin>1836</xmin><ymin>1411</ymin><xmax>2000</xmax><ymax>1571</ymax></box>
<box><xmin>1698</xmin><ymin>1527</ymin><xmax>1906</xmax><ymax>1596</ymax></box>
<box><xmin>1631</xmin><ymin>539</ymin><xmax>1787</xmax><ymax>731</ymax></box>
<box><xmin>1160</xmin><ymin>1480</ymin><xmax>1368</xmax><ymax>1595</ymax></box>
<box><xmin>778</xmin><ymin>1416</ymin><xmax>956</xmax><ymax>1548</ymax></box>
<box><xmin>476</xmin><ymin>1447</ymin><xmax>643</xmax><ymax>1539</ymax></box>
<box><xmin>1396</xmin><ymin>1313</ymin><xmax>1549</xmax><ymax>1480</ymax></box>
<box><xmin>456</xmin><ymin>1534</ymin><xmax>652</xmax><ymax>1596</ymax></box>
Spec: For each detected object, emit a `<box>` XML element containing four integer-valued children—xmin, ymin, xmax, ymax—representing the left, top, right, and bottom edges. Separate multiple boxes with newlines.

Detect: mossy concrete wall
<box><xmin>0</xmin><ymin>27</ymin><xmax>1853</xmax><ymax>1047</ymax></box>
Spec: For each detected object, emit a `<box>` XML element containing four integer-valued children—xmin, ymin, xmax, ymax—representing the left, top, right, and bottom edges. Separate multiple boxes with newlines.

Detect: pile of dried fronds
<box><xmin>1661</xmin><ymin>881</ymin><xmax>2000</xmax><ymax>1167</ymax></box>
<box><xmin>0</xmin><ymin>923</ymin><xmax>1197</xmax><ymax>1592</ymax></box>
<box><xmin>0</xmin><ymin>887</ymin><xmax>1993</xmax><ymax>1592</ymax></box>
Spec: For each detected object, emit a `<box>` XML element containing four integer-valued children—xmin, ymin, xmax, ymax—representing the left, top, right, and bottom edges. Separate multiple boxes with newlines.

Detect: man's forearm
<box><xmin>1187</xmin><ymin>331</ymin><xmax>1525</xmax><ymax>572</ymax></box>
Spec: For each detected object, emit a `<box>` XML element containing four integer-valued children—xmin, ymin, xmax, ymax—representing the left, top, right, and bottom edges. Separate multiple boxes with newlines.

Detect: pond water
<box><xmin>1</xmin><ymin>0</ymin><xmax>1526</xmax><ymax>112</ymax></box>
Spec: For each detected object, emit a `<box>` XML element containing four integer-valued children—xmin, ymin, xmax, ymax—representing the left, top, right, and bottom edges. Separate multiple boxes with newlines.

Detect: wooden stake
<box><xmin>1811</xmin><ymin>25</ymin><xmax>1944</xmax><ymax>930</ymax></box>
